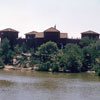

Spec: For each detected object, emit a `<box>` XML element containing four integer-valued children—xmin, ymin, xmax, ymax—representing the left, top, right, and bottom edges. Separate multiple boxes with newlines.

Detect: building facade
<box><xmin>0</xmin><ymin>28</ymin><xmax>19</xmax><ymax>49</ymax></box>
<box><xmin>81</xmin><ymin>30</ymin><xmax>99</xmax><ymax>39</ymax></box>
<box><xmin>0</xmin><ymin>27</ymin><xmax>99</xmax><ymax>49</ymax></box>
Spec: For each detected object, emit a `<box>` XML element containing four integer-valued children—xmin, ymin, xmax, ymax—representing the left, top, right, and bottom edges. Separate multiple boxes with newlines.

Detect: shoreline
<box><xmin>1</xmin><ymin>65</ymin><xmax>96</xmax><ymax>74</ymax></box>
<box><xmin>3</xmin><ymin>65</ymin><xmax>34</xmax><ymax>71</ymax></box>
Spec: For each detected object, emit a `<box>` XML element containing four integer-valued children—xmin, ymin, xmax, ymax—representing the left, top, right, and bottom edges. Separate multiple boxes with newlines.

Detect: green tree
<box><xmin>21</xmin><ymin>43</ymin><xmax>29</xmax><ymax>53</ymax></box>
<box><xmin>66</xmin><ymin>52</ymin><xmax>82</xmax><ymax>73</ymax></box>
<box><xmin>29</xmin><ymin>54</ymin><xmax>40</xmax><ymax>67</ymax></box>
<box><xmin>36</xmin><ymin>41</ymin><xmax>58</xmax><ymax>63</ymax></box>
<box><xmin>79</xmin><ymin>37</ymin><xmax>96</xmax><ymax>48</ymax></box>
<box><xmin>36</xmin><ymin>41</ymin><xmax>59</xmax><ymax>71</ymax></box>
<box><xmin>0</xmin><ymin>38</ymin><xmax>15</xmax><ymax>64</ymax></box>
<box><xmin>0</xmin><ymin>58</ymin><xmax>4</xmax><ymax>69</ymax></box>
<box><xmin>52</xmin><ymin>62</ymin><xmax>59</xmax><ymax>72</ymax></box>
<box><xmin>14</xmin><ymin>44</ymin><xmax>23</xmax><ymax>55</ymax></box>
<box><xmin>38</xmin><ymin>61</ymin><xmax>50</xmax><ymax>71</ymax></box>
<box><xmin>63</xmin><ymin>44</ymin><xmax>83</xmax><ymax>73</ymax></box>
<box><xmin>82</xmin><ymin>40</ymin><xmax>100</xmax><ymax>71</ymax></box>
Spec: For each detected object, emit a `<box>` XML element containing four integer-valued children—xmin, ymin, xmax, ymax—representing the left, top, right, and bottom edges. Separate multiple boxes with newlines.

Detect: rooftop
<box><xmin>44</xmin><ymin>27</ymin><xmax>60</xmax><ymax>32</ymax></box>
<box><xmin>81</xmin><ymin>30</ymin><xmax>99</xmax><ymax>35</ymax></box>
<box><xmin>24</xmin><ymin>28</ymin><xmax>68</xmax><ymax>38</ymax></box>
<box><xmin>0</xmin><ymin>28</ymin><xmax>19</xmax><ymax>33</ymax></box>
<box><xmin>25</xmin><ymin>31</ymin><xmax>38</xmax><ymax>35</ymax></box>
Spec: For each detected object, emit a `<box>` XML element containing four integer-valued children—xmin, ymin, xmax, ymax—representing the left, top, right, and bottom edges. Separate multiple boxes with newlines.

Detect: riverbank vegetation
<box><xmin>0</xmin><ymin>38</ymin><xmax>100</xmax><ymax>76</ymax></box>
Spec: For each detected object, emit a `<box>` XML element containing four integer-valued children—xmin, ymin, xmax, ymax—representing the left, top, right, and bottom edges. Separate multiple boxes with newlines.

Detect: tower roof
<box><xmin>81</xmin><ymin>30</ymin><xmax>99</xmax><ymax>35</ymax></box>
<box><xmin>44</xmin><ymin>27</ymin><xmax>60</xmax><ymax>32</ymax></box>
<box><xmin>25</xmin><ymin>31</ymin><xmax>38</xmax><ymax>35</ymax></box>
<box><xmin>0</xmin><ymin>28</ymin><xmax>19</xmax><ymax>33</ymax></box>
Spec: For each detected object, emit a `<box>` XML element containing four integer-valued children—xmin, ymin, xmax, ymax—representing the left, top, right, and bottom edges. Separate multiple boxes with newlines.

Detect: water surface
<box><xmin>0</xmin><ymin>71</ymin><xmax>100</xmax><ymax>100</ymax></box>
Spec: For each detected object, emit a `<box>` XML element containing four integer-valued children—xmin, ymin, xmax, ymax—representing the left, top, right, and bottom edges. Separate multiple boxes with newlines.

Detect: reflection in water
<box><xmin>0</xmin><ymin>80</ymin><xmax>15</xmax><ymax>87</ymax></box>
<box><xmin>34</xmin><ymin>79</ymin><xmax>58</xmax><ymax>90</ymax></box>
<box><xmin>0</xmin><ymin>71</ymin><xmax>100</xmax><ymax>100</ymax></box>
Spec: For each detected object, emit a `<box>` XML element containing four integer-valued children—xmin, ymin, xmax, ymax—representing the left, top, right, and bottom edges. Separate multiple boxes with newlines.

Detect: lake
<box><xmin>0</xmin><ymin>71</ymin><xmax>100</xmax><ymax>100</ymax></box>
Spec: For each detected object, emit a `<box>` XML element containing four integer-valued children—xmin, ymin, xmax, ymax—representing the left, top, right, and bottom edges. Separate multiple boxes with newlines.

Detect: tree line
<box><xmin>0</xmin><ymin>38</ymin><xmax>100</xmax><ymax>76</ymax></box>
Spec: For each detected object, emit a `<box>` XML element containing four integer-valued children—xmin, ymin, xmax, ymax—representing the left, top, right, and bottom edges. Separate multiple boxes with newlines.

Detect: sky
<box><xmin>0</xmin><ymin>0</ymin><xmax>100</xmax><ymax>38</ymax></box>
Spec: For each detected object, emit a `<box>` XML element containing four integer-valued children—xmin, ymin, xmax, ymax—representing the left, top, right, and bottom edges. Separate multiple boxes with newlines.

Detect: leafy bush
<box><xmin>0</xmin><ymin>58</ymin><xmax>4</xmax><ymax>69</ymax></box>
<box><xmin>52</xmin><ymin>62</ymin><xmax>59</xmax><ymax>72</ymax></box>
<box><xmin>66</xmin><ymin>53</ymin><xmax>82</xmax><ymax>73</ymax></box>
<box><xmin>97</xmin><ymin>70</ymin><xmax>100</xmax><ymax>76</ymax></box>
<box><xmin>0</xmin><ymin>38</ymin><xmax>15</xmax><ymax>64</ymax></box>
<box><xmin>29</xmin><ymin>56</ymin><xmax>40</xmax><ymax>67</ymax></box>
<box><xmin>36</xmin><ymin>41</ymin><xmax>58</xmax><ymax>63</ymax></box>
<box><xmin>38</xmin><ymin>62</ymin><xmax>50</xmax><ymax>71</ymax></box>
<box><xmin>91</xmin><ymin>63</ymin><xmax>99</xmax><ymax>72</ymax></box>
<box><xmin>63</xmin><ymin>44</ymin><xmax>83</xmax><ymax>73</ymax></box>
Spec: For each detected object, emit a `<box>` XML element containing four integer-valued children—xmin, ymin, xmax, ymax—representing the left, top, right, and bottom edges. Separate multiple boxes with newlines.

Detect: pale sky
<box><xmin>0</xmin><ymin>0</ymin><xmax>100</xmax><ymax>38</ymax></box>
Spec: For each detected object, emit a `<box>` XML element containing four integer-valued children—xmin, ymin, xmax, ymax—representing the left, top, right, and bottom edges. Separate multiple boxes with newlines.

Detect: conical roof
<box><xmin>0</xmin><ymin>28</ymin><xmax>19</xmax><ymax>33</ymax></box>
<box><xmin>81</xmin><ymin>30</ymin><xmax>99</xmax><ymax>35</ymax></box>
<box><xmin>25</xmin><ymin>31</ymin><xmax>38</xmax><ymax>35</ymax></box>
<box><xmin>44</xmin><ymin>27</ymin><xmax>60</xmax><ymax>32</ymax></box>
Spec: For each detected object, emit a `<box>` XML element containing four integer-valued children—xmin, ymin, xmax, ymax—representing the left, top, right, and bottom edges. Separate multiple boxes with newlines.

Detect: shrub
<box><xmin>38</xmin><ymin>62</ymin><xmax>50</xmax><ymax>71</ymax></box>
<box><xmin>66</xmin><ymin>54</ymin><xmax>82</xmax><ymax>73</ymax></box>
<box><xmin>63</xmin><ymin>66</ymin><xmax>67</xmax><ymax>72</ymax></box>
<box><xmin>52</xmin><ymin>62</ymin><xmax>59</xmax><ymax>72</ymax></box>
<box><xmin>29</xmin><ymin>56</ymin><xmax>40</xmax><ymax>67</ymax></box>
<box><xmin>36</xmin><ymin>41</ymin><xmax>58</xmax><ymax>63</ymax></box>
<box><xmin>63</xmin><ymin>44</ymin><xmax>83</xmax><ymax>73</ymax></box>
<box><xmin>97</xmin><ymin>70</ymin><xmax>100</xmax><ymax>76</ymax></box>
<box><xmin>0</xmin><ymin>58</ymin><xmax>4</xmax><ymax>69</ymax></box>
